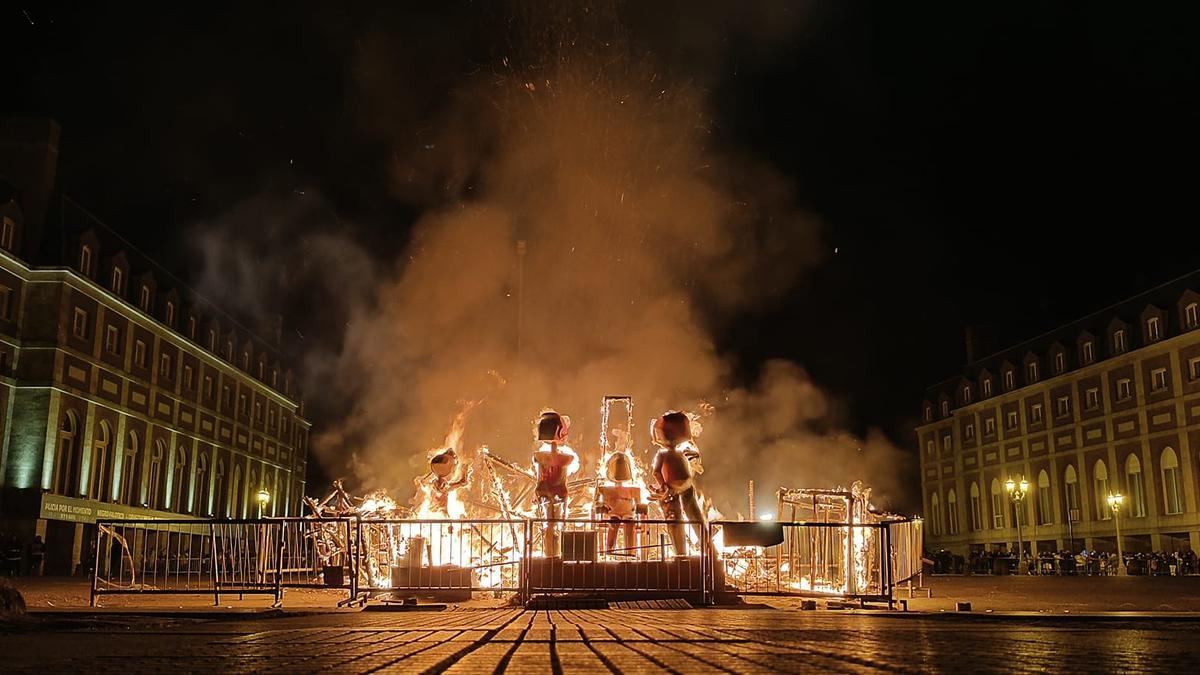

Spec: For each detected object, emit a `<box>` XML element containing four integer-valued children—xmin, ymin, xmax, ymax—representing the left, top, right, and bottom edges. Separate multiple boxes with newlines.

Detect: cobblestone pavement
<box><xmin>2</xmin><ymin>607</ymin><xmax>1198</xmax><ymax>673</ymax></box>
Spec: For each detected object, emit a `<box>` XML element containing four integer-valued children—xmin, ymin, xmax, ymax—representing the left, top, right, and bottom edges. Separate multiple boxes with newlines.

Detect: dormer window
<box><xmin>1114</xmin><ymin>329</ymin><xmax>1127</xmax><ymax>354</ymax></box>
<box><xmin>0</xmin><ymin>216</ymin><xmax>15</xmax><ymax>251</ymax></box>
<box><xmin>924</xmin><ymin>406</ymin><xmax>932</xmax><ymax>423</ymax></box>
<box><xmin>207</xmin><ymin>329</ymin><xmax>216</xmax><ymax>351</ymax></box>
<box><xmin>962</xmin><ymin>386</ymin><xmax>972</xmax><ymax>404</ymax></box>
<box><xmin>1082</xmin><ymin>341</ymin><xmax>1094</xmax><ymax>365</ymax></box>
<box><xmin>940</xmin><ymin>400</ymin><xmax>949</xmax><ymax>417</ymax></box>
<box><xmin>225</xmin><ymin>341</ymin><xmax>234</xmax><ymax>361</ymax></box>
<box><xmin>79</xmin><ymin>242</ymin><xmax>92</xmax><ymax>275</ymax></box>
<box><xmin>165</xmin><ymin>301</ymin><xmax>175</xmax><ymax>327</ymax></box>
<box><xmin>187</xmin><ymin>316</ymin><xmax>196</xmax><ymax>339</ymax></box>
<box><xmin>1004</xmin><ymin>370</ymin><xmax>1015</xmax><ymax>391</ymax></box>
<box><xmin>1147</xmin><ymin>317</ymin><xmax>1161</xmax><ymax>342</ymax></box>
<box><xmin>1054</xmin><ymin>352</ymin><xmax>1065</xmax><ymax>374</ymax></box>
<box><xmin>982</xmin><ymin>378</ymin><xmax>992</xmax><ymax>397</ymax></box>
<box><xmin>110</xmin><ymin>267</ymin><xmax>124</xmax><ymax>295</ymax></box>
<box><xmin>139</xmin><ymin>286</ymin><xmax>152</xmax><ymax>313</ymax></box>
<box><xmin>1027</xmin><ymin>361</ymin><xmax>1039</xmax><ymax>383</ymax></box>
<box><xmin>242</xmin><ymin>351</ymin><xmax>251</xmax><ymax>371</ymax></box>
<box><xmin>1187</xmin><ymin>303</ymin><xmax>1199</xmax><ymax>330</ymax></box>
<box><xmin>258</xmin><ymin>362</ymin><xmax>265</xmax><ymax>380</ymax></box>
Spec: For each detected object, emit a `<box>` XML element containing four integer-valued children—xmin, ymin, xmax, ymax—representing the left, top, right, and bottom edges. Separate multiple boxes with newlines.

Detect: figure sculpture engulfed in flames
<box><xmin>305</xmin><ymin>395</ymin><xmax>905</xmax><ymax>601</ymax></box>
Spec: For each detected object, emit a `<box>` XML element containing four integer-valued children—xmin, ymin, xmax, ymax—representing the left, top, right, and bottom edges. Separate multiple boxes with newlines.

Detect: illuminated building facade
<box><xmin>0</xmin><ymin>119</ymin><xmax>310</xmax><ymax>573</ymax></box>
<box><xmin>919</xmin><ymin>272</ymin><xmax>1200</xmax><ymax>556</ymax></box>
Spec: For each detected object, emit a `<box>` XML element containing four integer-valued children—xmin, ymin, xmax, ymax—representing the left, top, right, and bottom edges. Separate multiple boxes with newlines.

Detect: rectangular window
<box><xmin>982</xmin><ymin>379</ymin><xmax>992</xmax><ymax>397</ymax></box>
<box><xmin>71</xmin><ymin>307</ymin><xmax>88</xmax><ymax>339</ymax></box>
<box><xmin>1187</xmin><ymin>304</ymin><xmax>1199</xmax><ymax>329</ymax></box>
<box><xmin>962</xmin><ymin>386</ymin><xmax>971</xmax><ymax>404</ymax></box>
<box><xmin>1031</xmin><ymin>403</ymin><xmax>1043</xmax><ymax>423</ymax></box>
<box><xmin>0</xmin><ymin>216</ymin><xmax>14</xmax><ymax>251</ymax></box>
<box><xmin>268</xmin><ymin>409</ymin><xmax>276</xmax><ymax>430</ymax></box>
<box><xmin>139</xmin><ymin>286</ymin><xmax>151</xmax><ymax>312</ymax></box>
<box><xmin>1006</xmin><ymin>411</ymin><xmax>1018</xmax><ymax>430</ymax></box>
<box><xmin>940</xmin><ymin>400</ymin><xmax>949</xmax><ymax>417</ymax></box>
<box><xmin>222</xmin><ymin>385</ymin><xmax>232</xmax><ymax>407</ymax></box>
<box><xmin>1148</xmin><ymin>317</ymin><xmax>1161</xmax><ymax>341</ymax></box>
<box><xmin>1189</xmin><ymin>357</ymin><xmax>1200</xmax><ymax>381</ymax></box>
<box><xmin>1082</xmin><ymin>341</ymin><xmax>1094</xmax><ymax>365</ymax></box>
<box><xmin>1114</xmin><ymin>329</ymin><xmax>1126</xmax><ymax>354</ymax></box>
<box><xmin>239</xmin><ymin>394</ymin><xmax>247</xmax><ymax>414</ymax></box>
<box><xmin>965</xmin><ymin>423</ymin><xmax>975</xmax><ymax>440</ymax></box>
<box><xmin>1056</xmin><ymin>396</ymin><xmax>1070</xmax><ymax>418</ymax></box>
<box><xmin>160</xmin><ymin>353</ymin><xmax>172</xmax><ymax>379</ymax></box>
<box><xmin>925</xmin><ymin>440</ymin><xmax>934</xmax><ymax>457</ymax></box>
<box><xmin>992</xmin><ymin>494</ymin><xmax>1005</xmax><ymax>529</ymax></box>
<box><xmin>254</xmin><ymin>400</ymin><xmax>262</xmax><ymax>421</ymax></box>
<box><xmin>1085</xmin><ymin>388</ymin><xmax>1099</xmax><ymax>410</ymax></box>
<box><xmin>204</xmin><ymin>375</ymin><xmax>213</xmax><ymax>399</ymax></box>
<box><xmin>942</xmin><ymin>435</ymin><xmax>951</xmax><ymax>452</ymax></box>
<box><xmin>111</xmin><ymin>267</ymin><xmax>123</xmax><ymax>295</ymax></box>
<box><xmin>984</xmin><ymin>417</ymin><xmax>996</xmax><ymax>435</ymax></box>
<box><xmin>183</xmin><ymin>364</ymin><xmax>194</xmax><ymax>389</ymax></box>
<box><xmin>1116</xmin><ymin>378</ymin><xmax>1132</xmax><ymax>401</ymax></box>
<box><xmin>1027</xmin><ymin>362</ymin><xmax>1039</xmax><ymax>383</ymax></box>
<box><xmin>104</xmin><ymin>325</ymin><xmax>120</xmax><ymax>354</ymax></box>
<box><xmin>1004</xmin><ymin>371</ymin><xmax>1014</xmax><ymax>390</ymax></box>
<box><xmin>1054</xmin><ymin>353</ymin><xmax>1065</xmax><ymax>374</ymax></box>
<box><xmin>0</xmin><ymin>285</ymin><xmax>12</xmax><ymax>320</ymax></box>
<box><xmin>1151</xmin><ymin>368</ymin><xmax>1168</xmax><ymax>392</ymax></box>
<box><xmin>134</xmin><ymin>340</ymin><xmax>146</xmax><ymax>368</ymax></box>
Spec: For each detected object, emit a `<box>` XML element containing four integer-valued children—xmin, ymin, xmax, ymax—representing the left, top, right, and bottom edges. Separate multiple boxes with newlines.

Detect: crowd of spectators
<box><xmin>930</xmin><ymin>548</ymin><xmax>1200</xmax><ymax>576</ymax></box>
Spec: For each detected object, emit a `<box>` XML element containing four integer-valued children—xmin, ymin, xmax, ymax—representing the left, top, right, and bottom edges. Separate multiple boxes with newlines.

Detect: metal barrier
<box><xmin>92</xmin><ymin>516</ymin><xmax>919</xmax><ymax>607</ymax></box>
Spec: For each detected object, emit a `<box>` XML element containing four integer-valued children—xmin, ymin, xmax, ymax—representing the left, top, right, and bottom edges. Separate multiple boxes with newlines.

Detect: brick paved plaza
<box><xmin>2</xmin><ymin>606</ymin><xmax>1199</xmax><ymax>673</ymax></box>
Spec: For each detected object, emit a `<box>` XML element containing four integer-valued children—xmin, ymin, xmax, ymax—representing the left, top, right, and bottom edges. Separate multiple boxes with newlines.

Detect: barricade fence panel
<box><xmin>92</xmin><ymin>517</ymin><xmax>915</xmax><ymax>605</ymax></box>
<box><xmin>712</xmin><ymin>521</ymin><xmax>889</xmax><ymax>599</ymax></box>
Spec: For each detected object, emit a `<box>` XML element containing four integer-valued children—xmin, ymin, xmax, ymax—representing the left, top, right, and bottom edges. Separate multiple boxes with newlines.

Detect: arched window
<box><xmin>248</xmin><ymin>469</ymin><xmax>259</xmax><ymax>517</ymax></box>
<box><xmin>930</xmin><ymin>492</ymin><xmax>942</xmax><ymax>536</ymax></box>
<box><xmin>947</xmin><ymin>489</ymin><xmax>959</xmax><ymax>535</ymax></box>
<box><xmin>148</xmin><ymin>440</ymin><xmax>166</xmax><ymax>509</ymax></box>
<box><xmin>1093</xmin><ymin>460</ymin><xmax>1110</xmax><ymax>520</ymax></box>
<box><xmin>230</xmin><ymin>465</ymin><xmax>242</xmax><ymax>519</ymax></box>
<box><xmin>1063</xmin><ymin>465</ymin><xmax>1080</xmax><ymax>523</ymax></box>
<box><xmin>194</xmin><ymin>452</ymin><xmax>209</xmax><ymax>515</ymax></box>
<box><xmin>1126</xmin><ymin>454</ymin><xmax>1146</xmax><ymax>518</ymax></box>
<box><xmin>1035</xmin><ymin>470</ymin><xmax>1052</xmax><ymax>526</ymax></box>
<box><xmin>53</xmin><ymin>411</ymin><xmax>81</xmax><ymax>495</ymax></box>
<box><xmin>214</xmin><ymin>460</ymin><xmax>227</xmax><ymax>518</ymax></box>
<box><xmin>1186</xmin><ymin>302</ymin><xmax>1199</xmax><ymax>329</ymax></box>
<box><xmin>172</xmin><ymin>447</ymin><xmax>189</xmax><ymax>513</ymax></box>
<box><xmin>1161</xmin><ymin>448</ymin><xmax>1183</xmax><ymax>515</ymax></box>
<box><xmin>88</xmin><ymin>421</ymin><xmax>112</xmax><ymax>502</ymax></box>
<box><xmin>990</xmin><ymin>479</ymin><xmax>1004</xmax><ymax>529</ymax></box>
<box><xmin>120</xmin><ymin>431</ymin><xmax>141</xmax><ymax>506</ymax></box>
<box><xmin>969</xmin><ymin>482</ymin><xmax>982</xmax><ymax>531</ymax></box>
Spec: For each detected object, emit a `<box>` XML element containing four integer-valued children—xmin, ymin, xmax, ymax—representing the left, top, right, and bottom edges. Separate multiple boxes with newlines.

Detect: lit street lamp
<box><xmin>1006</xmin><ymin>476</ymin><xmax>1029</xmax><ymax>570</ymax></box>
<box><xmin>1107</xmin><ymin>492</ymin><xmax>1126</xmax><ymax>575</ymax></box>
<box><xmin>257</xmin><ymin>489</ymin><xmax>271</xmax><ymax>518</ymax></box>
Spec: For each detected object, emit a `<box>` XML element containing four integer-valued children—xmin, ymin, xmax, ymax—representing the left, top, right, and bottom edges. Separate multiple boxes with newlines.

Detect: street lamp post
<box><xmin>1107</xmin><ymin>492</ymin><xmax>1126</xmax><ymax>575</ymax></box>
<box><xmin>1006</xmin><ymin>476</ymin><xmax>1029</xmax><ymax>572</ymax></box>
<box><xmin>257</xmin><ymin>489</ymin><xmax>271</xmax><ymax>519</ymax></box>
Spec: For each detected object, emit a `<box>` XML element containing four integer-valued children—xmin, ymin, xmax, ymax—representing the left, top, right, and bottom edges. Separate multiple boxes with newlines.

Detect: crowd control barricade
<box><xmin>91</xmin><ymin>517</ymin><xmax>356</xmax><ymax>606</ymax></box>
<box><xmin>92</xmin><ymin>516</ymin><xmax>918</xmax><ymax>607</ymax></box>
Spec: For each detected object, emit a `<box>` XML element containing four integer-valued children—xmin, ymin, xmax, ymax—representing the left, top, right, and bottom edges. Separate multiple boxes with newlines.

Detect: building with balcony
<box><xmin>918</xmin><ymin>271</ymin><xmax>1200</xmax><ymax>556</ymax></box>
<box><xmin>0</xmin><ymin>119</ymin><xmax>310</xmax><ymax>573</ymax></box>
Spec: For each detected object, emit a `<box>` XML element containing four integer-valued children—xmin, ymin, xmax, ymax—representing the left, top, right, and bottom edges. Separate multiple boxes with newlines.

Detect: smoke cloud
<box><xmin>190</xmin><ymin>4</ymin><xmax>909</xmax><ymax>514</ymax></box>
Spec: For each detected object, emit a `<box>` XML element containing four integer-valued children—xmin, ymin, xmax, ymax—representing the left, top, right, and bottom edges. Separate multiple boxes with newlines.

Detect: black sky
<box><xmin>8</xmin><ymin>2</ymin><xmax>1200</xmax><ymax>504</ymax></box>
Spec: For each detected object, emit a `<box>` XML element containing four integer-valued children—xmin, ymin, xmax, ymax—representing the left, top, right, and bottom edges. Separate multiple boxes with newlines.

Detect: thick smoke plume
<box><xmin>192</xmin><ymin>5</ymin><xmax>908</xmax><ymax>513</ymax></box>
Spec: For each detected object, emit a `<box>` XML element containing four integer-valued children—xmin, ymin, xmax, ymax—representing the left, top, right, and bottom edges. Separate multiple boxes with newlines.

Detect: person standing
<box><xmin>29</xmin><ymin>535</ymin><xmax>45</xmax><ymax>577</ymax></box>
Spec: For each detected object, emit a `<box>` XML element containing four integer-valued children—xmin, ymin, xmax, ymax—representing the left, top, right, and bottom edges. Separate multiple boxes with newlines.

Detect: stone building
<box><xmin>918</xmin><ymin>271</ymin><xmax>1200</xmax><ymax>556</ymax></box>
<box><xmin>0</xmin><ymin>119</ymin><xmax>310</xmax><ymax>573</ymax></box>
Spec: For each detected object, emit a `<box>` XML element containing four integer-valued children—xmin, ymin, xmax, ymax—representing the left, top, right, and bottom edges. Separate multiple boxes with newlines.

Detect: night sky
<box><xmin>8</xmin><ymin>3</ymin><xmax>1200</xmax><ymax>505</ymax></box>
